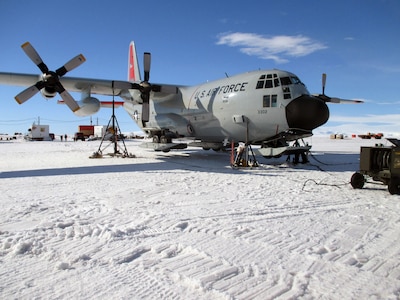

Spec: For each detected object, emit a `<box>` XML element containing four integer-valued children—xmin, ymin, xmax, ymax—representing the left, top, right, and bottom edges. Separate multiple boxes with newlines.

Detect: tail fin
<box><xmin>128</xmin><ymin>41</ymin><xmax>141</xmax><ymax>82</ymax></box>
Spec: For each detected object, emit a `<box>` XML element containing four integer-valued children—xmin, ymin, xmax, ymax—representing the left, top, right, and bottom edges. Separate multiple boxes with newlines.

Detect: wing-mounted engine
<box><xmin>127</xmin><ymin>51</ymin><xmax>178</xmax><ymax>124</ymax></box>
<box><xmin>39</xmin><ymin>79</ymin><xmax>57</xmax><ymax>99</ymax></box>
<box><xmin>14</xmin><ymin>42</ymin><xmax>85</xmax><ymax>113</ymax></box>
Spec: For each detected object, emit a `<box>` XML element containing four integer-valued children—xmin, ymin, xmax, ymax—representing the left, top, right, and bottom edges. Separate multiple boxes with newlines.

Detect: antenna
<box><xmin>90</xmin><ymin>81</ymin><xmax>135</xmax><ymax>158</ymax></box>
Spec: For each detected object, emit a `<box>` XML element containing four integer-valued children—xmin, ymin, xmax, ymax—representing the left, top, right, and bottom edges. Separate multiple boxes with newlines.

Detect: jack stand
<box><xmin>231</xmin><ymin>142</ymin><xmax>259</xmax><ymax>168</ymax></box>
<box><xmin>90</xmin><ymin>83</ymin><xmax>135</xmax><ymax>159</ymax></box>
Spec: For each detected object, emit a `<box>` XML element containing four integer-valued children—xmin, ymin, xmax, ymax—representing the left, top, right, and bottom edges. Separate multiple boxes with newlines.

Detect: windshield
<box><xmin>280</xmin><ymin>76</ymin><xmax>304</xmax><ymax>86</ymax></box>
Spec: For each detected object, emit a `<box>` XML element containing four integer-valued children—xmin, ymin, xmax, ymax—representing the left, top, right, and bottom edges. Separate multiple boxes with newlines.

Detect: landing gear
<box><xmin>151</xmin><ymin>131</ymin><xmax>172</xmax><ymax>145</ymax></box>
<box><xmin>285</xmin><ymin>140</ymin><xmax>309</xmax><ymax>164</ymax></box>
<box><xmin>147</xmin><ymin>131</ymin><xmax>187</xmax><ymax>153</ymax></box>
<box><xmin>153</xmin><ymin>134</ymin><xmax>171</xmax><ymax>152</ymax></box>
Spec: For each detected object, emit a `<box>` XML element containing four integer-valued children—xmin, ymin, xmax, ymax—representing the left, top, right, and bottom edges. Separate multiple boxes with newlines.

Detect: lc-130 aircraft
<box><xmin>0</xmin><ymin>41</ymin><xmax>362</xmax><ymax>162</ymax></box>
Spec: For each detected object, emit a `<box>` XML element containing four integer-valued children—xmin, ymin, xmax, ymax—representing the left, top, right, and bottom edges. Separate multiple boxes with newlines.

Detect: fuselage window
<box><xmin>271</xmin><ymin>95</ymin><xmax>277</xmax><ymax>107</ymax></box>
<box><xmin>263</xmin><ymin>94</ymin><xmax>278</xmax><ymax>107</ymax></box>
<box><xmin>263</xmin><ymin>95</ymin><xmax>270</xmax><ymax>107</ymax></box>
<box><xmin>256</xmin><ymin>81</ymin><xmax>264</xmax><ymax>89</ymax></box>
<box><xmin>283</xmin><ymin>86</ymin><xmax>291</xmax><ymax>99</ymax></box>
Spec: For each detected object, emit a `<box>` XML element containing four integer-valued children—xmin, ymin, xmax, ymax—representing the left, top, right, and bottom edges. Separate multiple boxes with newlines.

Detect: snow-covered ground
<box><xmin>1</xmin><ymin>136</ymin><xmax>399</xmax><ymax>299</ymax></box>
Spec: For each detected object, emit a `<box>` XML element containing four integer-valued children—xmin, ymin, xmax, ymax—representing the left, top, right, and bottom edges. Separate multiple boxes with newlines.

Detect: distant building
<box><xmin>25</xmin><ymin>122</ymin><xmax>53</xmax><ymax>141</ymax></box>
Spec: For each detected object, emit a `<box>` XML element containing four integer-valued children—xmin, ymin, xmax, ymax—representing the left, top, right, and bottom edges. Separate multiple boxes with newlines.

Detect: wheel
<box><xmin>152</xmin><ymin>135</ymin><xmax>160</xmax><ymax>143</ymax></box>
<box><xmin>388</xmin><ymin>178</ymin><xmax>400</xmax><ymax>195</ymax></box>
<box><xmin>351</xmin><ymin>172</ymin><xmax>365</xmax><ymax>189</ymax></box>
<box><xmin>160</xmin><ymin>136</ymin><xmax>169</xmax><ymax>144</ymax></box>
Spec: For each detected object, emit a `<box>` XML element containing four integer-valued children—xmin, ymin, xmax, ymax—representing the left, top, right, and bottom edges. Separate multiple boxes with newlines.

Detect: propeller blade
<box><xmin>322</xmin><ymin>73</ymin><xmax>327</xmax><ymax>95</ymax></box>
<box><xmin>142</xmin><ymin>101</ymin><xmax>150</xmax><ymax>122</ymax></box>
<box><xmin>57</xmin><ymin>84</ymin><xmax>80</xmax><ymax>112</ymax></box>
<box><xmin>15</xmin><ymin>85</ymin><xmax>40</xmax><ymax>104</ymax></box>
<box><xmin>21</xmin><ymin>42</ymin><xmax>49</xmax><ymax>73</ymax></box>
<box><xmin>56</xmin><ymin>54</ymin><xmax>86</xmax><ymax>77</ymax></box>
<box><xmin>141</xmin><ymin>89</ymin><xmax>150</xmax><ymax>122</ymax></box>
<box><xmin>330</xmin><ymin>97</ymin><xmax>363</xmax><ymax>104</ymax></box>
<box><xmin>312</xmin><ymin>94</ymin><xmax>363</xmax><ymax>104</ymax></box>
<box><xmin>143</xmin><ymin>52</ymin><xmax>151</xmax><ymax>82</ymax></box>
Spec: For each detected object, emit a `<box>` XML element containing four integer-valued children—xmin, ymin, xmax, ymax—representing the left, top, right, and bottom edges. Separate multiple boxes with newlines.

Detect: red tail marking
<box><xmin>128</xmin><ymin>43</ymin><xmax>136</xmax><ymax>81</ymax></box>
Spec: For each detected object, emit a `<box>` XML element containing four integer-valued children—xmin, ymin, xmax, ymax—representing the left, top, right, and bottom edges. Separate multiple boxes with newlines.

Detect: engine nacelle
<box><xmin>74</xmin><ymin>97</ymin><xmax>101</xmax><ymax>117</ymax></box>
<box><xmin>40</xmin><ymin>87</ymin><xmax>57</xmax><ymax>99</ymax></box>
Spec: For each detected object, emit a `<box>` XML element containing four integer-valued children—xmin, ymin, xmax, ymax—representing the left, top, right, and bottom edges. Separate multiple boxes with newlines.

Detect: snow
<box><xmin>1</xmin><ymin>136</ymin><xmax>399</xmax><ymax>299</ymax></box>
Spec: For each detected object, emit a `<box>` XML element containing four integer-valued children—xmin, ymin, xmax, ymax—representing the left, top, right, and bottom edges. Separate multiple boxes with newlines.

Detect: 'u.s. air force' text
<box><xmin>194</xmin><ymin>82</ymin><xmax>248</xmax><ymax>100</ymax></box>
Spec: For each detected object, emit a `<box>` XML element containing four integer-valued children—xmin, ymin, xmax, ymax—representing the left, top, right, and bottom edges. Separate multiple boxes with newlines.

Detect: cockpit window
<box><xmin>290</xmin><ymin>76</ymin><xmax>302</xmax><ymax>84</ymax></box>
<box><xmin>280</xmin><ymin>77</ymin><xmax>292</xmax><ymax>85</ymax></box>
<box><xmin>257</xmin><ymin>74</ymin><xmax>303</xmax><ymax>89</ymax></box>
<box><xmin>256</xmin><ymin>74</ymin><xmax>275</xmax><ymax>89</ymax></box>
<box><xmin>280</xmin><ymin>76</ymin><xmax>304</xmax><ymax>86</ymax></box>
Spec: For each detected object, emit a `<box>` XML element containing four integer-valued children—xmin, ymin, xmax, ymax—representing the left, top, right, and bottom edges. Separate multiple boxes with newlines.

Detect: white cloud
<box><xmin>216</xmin><ymin>32</ymin><xmax>327</xmax><ymax>63</ymax></box>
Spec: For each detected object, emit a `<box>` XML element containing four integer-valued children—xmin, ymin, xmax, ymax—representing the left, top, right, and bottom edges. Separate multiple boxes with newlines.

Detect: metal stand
<box><xmin>231</xmin><ymin>118</ymin><xmax>259</xmax><ymax>168</ymax></box>
<box><xmin>90</xmin><ymin>82</ymin><xmax>135</xmax><ymax>158</ymax></box>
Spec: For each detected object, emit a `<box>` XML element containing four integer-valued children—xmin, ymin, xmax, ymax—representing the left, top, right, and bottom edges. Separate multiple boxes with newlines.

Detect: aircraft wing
<box><xmin>312</xmin><ymin>93</ymin><xmax>363</xmax><ymax>104</ymax></box>
<box><xmin>0</xmin><ymin>72</ymin><xmax>179</xmax><ymax>100</ymax></box>
<box><xmin>57</xmin><ymin>99</ymin><xmax>125</xmax><ymax>108</ymax></box>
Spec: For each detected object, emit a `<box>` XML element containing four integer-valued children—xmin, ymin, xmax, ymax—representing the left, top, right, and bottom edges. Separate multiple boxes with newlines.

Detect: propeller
<box><xmin>313</xmin><ymin>73</ymin><xmax>363</xmax><ymax>104</ymax></box>
<box><xmin>129</xmin><ymin>51</ymin><xmax>162</xmax><ymax>123</ymax></box>
<box><xmin>15</xmin><ymin>42</ymin><xmax>85</xmax><ymax>112</ymax></box>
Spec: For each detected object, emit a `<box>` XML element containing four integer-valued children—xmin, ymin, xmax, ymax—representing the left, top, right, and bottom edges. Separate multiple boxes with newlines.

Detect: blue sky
<box><xmin>0</xmin><ymin>0</ymin><xmax>399</xmax><ymax>136</ymax></box>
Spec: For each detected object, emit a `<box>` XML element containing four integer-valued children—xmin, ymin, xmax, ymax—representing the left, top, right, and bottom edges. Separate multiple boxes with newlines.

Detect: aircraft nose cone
<box><xmin>286</xmin><ymin>95</ymin><xmax>329</xmax><ymax>131</ymax></box>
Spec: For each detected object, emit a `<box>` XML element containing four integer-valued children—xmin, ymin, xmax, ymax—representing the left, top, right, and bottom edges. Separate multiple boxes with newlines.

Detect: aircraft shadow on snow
<box><xmin>0</xmin><ymin>151</ymin><xmax>360</xmax><ymax>179</ymax></box>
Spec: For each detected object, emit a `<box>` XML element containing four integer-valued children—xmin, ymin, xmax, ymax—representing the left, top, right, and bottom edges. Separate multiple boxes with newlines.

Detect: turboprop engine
<box><xmin>39</xmin><ymin>83</ymin><xmax>57</xmax><ymax>99</ymax></box>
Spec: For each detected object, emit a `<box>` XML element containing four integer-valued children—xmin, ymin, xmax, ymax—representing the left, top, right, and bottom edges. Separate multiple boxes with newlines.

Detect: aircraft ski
<box><xmin>254</xmin><ymin>144</ymin><xmax>311</xmax><ymax>159</ymax></box>
<box><xmin>140</xmin><ymin>141</ymin><xmax>187</xmax><ymax>153</ymax></box>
